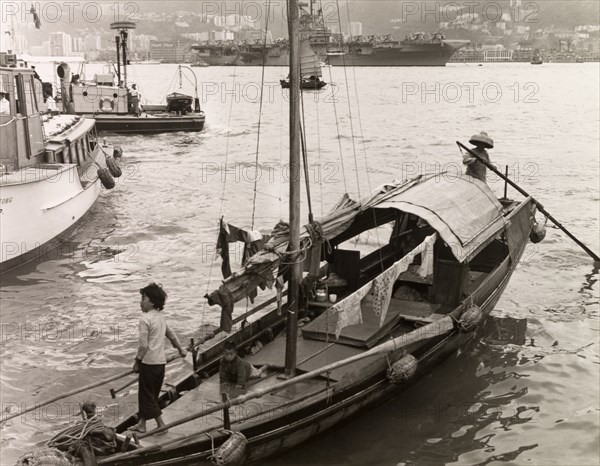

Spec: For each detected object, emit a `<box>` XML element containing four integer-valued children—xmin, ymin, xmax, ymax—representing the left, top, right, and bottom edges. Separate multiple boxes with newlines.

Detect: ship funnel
<box><xmin>56</xmin><ymin>63</ymin><xmax>74</xmax><ymax>113</ymax></box>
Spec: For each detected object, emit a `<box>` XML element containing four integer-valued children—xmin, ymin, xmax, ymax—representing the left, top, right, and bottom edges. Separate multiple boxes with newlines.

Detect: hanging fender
<box><xmin>97</xmin><ymin>168</ymin><xmax>115</xmax><ymax>189</ymax></box>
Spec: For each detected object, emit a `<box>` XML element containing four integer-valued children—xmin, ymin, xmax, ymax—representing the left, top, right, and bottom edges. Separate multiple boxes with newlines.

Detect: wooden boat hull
<box><xmin>92</xmin><ymin>114</ymin><xmax>205</xmax><ymax>134</ymax></box>
<box><xmin>102</xmin><ymin>203</ymin><xmax>531</xmax><ymax>465</ymax></box>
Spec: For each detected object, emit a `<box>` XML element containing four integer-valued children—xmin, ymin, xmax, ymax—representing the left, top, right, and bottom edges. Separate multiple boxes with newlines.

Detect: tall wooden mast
<box><xmin>285</xmin><ymin>0</ymin><xmax>301</xmax><ymax>377</ymax></box>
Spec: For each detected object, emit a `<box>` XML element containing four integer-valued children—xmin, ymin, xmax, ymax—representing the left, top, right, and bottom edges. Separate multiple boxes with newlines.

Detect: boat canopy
<box><xmin>375</xmin><ymin>175</ymin><xmax>506</xmax><ymax>262</ymax></box>
<box><xmin>208</xmin><ymin>174</ymin><xmax>508</xmax><ymax>306</ymax></box>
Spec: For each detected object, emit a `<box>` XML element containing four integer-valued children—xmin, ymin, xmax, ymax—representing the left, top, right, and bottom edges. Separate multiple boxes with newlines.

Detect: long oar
<box><xmin>2</xmin><ymin>353</ymin><xmax>185</xmax><ymax>423</ymax></box>
<box><xmin>457</xmin><ymin>141</ymin><xmax>600</xmax><ymax>262</ymax></box>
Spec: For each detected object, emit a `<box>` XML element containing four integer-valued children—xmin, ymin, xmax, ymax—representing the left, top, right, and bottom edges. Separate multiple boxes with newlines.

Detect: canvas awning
<box><xmin>207</xmin><ymin>174</ymin><xmax>507</xmax><ymax>306</ymax></box>
<box><xmin>375</xmin><ymin>175</ymin><xmax>506</xmax><ymax>262</ymax></box>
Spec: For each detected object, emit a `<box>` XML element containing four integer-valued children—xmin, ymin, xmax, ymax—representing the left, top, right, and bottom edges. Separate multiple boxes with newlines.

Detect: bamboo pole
<box><xmin>125</xmin><ymin>316</ymin><xmax>455</xmax><ymax>441</ymax></box>
<box><xmin>98</xmin><ymin>386</ymin><xmax>331</xmax><ymax>463</ymax></box>
<box><xmin>3</xmin><ymin>353</ymin><xmax>184</xmax><ymax>423</ymax></box>
<box><xmin>109</xmin><ymin>352</ymin><xmax>190</xmax><ymax>399</ymax></box>
<box><xmin>457</xmin><ymin>141</ymin><xmax>600</xmax><ymax>262</ymax></box>
<box><xmin>2</xmin><ymin>370</ymin><xmax>134</xmax><ymax>423</ymax></box>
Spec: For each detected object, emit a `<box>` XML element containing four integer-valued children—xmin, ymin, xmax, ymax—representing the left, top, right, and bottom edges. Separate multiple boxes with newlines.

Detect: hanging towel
<box><xmin>418</xmin><ymin>233</ymin><xmax>437</xmax><ymax>278</ymax></box>
<box><xmin>216</xmin><ymin>218</ymin><xmax>232</xmax><ymax>278</ymax></box>
<box><xmin>372</xmin><ymin>255</ymin><xmax>413</xmax><ymax>326</ymax></box>
<box><xmin>333</xmin><ymin>281</ymin><xmax>372</xmax><ymax>339</ymax></box>
<box><xmin>373</xmin><ymin>233</ymin><xmax>437</xmax><ymax>326</ymax></box>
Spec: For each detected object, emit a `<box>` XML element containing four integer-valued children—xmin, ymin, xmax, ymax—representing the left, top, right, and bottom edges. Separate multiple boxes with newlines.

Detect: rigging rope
<box><xmin>315</xmin><ymin>86</ymin><xmax>324</xmax><ymax>218</ymax></box>
<box><xmin>326</xmin><ymin>66</ymin><xmax>349</xmax><ymax>194</ymax></box>
<box><xmin>200</xmin><ymin>63</ymin><xmax>239</xmax><ymax>330</ymax></box>
<box><xmin>335</xmin><ymin>0</ymin><xmax>361</xmax><ymax>199</ymax></box>
<box><xmin>338</xmin><ymin>0</ymin><xmax>384</xmax><ymax>270</ymax></box>
<box><xmin>300</xmin><ymin>90</ymin><xmax>314</xmax><ymax>223</ymax></box>
<box><xmin>250</xmin><ymin>0</ymin><xmax>272</xmax><ymax>230</ymax></box>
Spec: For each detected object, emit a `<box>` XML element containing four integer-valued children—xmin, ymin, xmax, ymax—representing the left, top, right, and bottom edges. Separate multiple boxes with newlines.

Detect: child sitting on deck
<box><xmin>219</xmin><ymin>341</ymin><xmax>269</xmax><ymax>389</ymax></box>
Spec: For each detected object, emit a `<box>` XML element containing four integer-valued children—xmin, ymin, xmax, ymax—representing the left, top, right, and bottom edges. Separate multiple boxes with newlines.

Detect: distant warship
<box><xmin>190</xmin><ymin>3</ymin><xmax>466</xmax><ymax>67</ymax></box>
<box><xmin>325</xmin><ymin>33</ymin><xmax>469</xmax><ymax>67</ymax></box>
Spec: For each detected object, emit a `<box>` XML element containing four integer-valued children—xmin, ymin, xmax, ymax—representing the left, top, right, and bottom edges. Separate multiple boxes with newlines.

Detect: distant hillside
<box><xmin>142</xmin><ymin>0</ymin><xmax>599</xmax><ymax>33</ymax></box>
<box><xmin>13</xmin><ymin>0</ymin><xmax>600</xmax><ymax>44</ymax></box>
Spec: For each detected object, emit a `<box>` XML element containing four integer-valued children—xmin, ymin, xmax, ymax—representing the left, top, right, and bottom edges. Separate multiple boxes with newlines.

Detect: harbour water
<box><xmin>1</xmin><ymin>63</ymin><xmax>598</xmax><ymax>465</ymax></box>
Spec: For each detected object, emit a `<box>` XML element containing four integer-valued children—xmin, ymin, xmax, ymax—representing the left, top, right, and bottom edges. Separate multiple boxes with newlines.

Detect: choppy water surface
<box><xmin>1</xmin><ymin>63</ymin><xmax>598</xmax><ymax>465</ymax></box>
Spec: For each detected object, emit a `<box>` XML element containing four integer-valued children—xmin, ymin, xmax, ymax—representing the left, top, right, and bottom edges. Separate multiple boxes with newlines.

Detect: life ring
<box><xmin>99</xmin><ymin>97</ymin><xmax>114</xmax><ymax>112</ymax></box>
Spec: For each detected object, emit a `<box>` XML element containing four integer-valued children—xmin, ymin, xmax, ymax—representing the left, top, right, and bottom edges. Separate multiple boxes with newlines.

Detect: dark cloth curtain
<box><xmin>216</xmin><ymin>218</ymin><xmax>270</xmax><ymax>279</ymax></box>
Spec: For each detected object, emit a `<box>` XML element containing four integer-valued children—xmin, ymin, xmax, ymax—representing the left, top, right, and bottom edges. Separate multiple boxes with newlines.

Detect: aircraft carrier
<box><xmin>190</xmin><ymin>6</ymin><xmax>467</xmax><ymax>67</ymax></box>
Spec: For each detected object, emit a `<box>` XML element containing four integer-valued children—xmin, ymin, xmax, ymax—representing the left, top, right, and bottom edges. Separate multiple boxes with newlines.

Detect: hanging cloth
<box><xmin>332</xmin><ymin>281</ymin><xmax>373</xmax><ymax>339</ymax></box>
<box><xmin>216</xmin><ymin>219</ymin><xmax>270</xmax><ymax>279</ymax></box>
<box><xmin>418</xmin><ymin>233</ymin><xmax>437</xmax><ymax>278</ymax></box>
<box><xmin>373</xmin><ymin>233</ymin><xmax>437</xmax><ymax>326</ymax></box>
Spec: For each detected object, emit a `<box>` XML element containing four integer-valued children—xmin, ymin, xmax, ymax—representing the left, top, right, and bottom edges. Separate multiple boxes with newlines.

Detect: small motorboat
<box><xmin>531</xmin><ymin>49</ymin><xmax>543</xmax><ymax>65</ymax></box>
<box><xmin>280</xmin><ymin>76</ymin><xmax>327</xmax><ymax>90</ymax></box>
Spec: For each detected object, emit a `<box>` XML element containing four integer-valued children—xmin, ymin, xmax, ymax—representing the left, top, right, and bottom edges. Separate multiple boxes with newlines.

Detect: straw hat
<box><xmin>469</xmin><ymin>131</ymin><xmax>494</xmax><ymax>149</ymax></box>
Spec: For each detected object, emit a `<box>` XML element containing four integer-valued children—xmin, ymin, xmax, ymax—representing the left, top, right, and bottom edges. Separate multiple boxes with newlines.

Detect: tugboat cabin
<box><xmin>1</xmin><ymin>64</ymin><xmax>102</xmax><ymax>173</ymax></box>
<box><xmin>1</xmin><ymin>65</ymin><xmax>45</xmax><ymax>169</ymax></box>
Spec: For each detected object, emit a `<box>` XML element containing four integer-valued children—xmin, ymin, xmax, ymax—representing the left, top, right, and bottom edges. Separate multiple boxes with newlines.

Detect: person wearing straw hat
<box><xmin>463</xmin><ymin>131</ymin><xmax>494</xmax><ymax>182</ymax></box>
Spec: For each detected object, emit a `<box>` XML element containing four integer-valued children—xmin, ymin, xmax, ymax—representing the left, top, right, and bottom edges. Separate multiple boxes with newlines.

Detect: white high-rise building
<box><xmin>85</xmin><ymin>35</ymin><xmax>102</xmax><ymax>52</ymax></box>
<box><xmin>72</xmin><ymin>36</ymin><xmax>85</xmax><ymax>53</ymax></box>
<box><xmin>49</xmin><ymin>32</ymin><xmax>72</xmax><ymax>56</ymax></box>
<box><xmin>14</xmin><ymin>35</ymin><xmax>28</xmax><ymax>53</ymax></box>
<box><xmin>349</xmin><ymin>22</ymin><xmax>363</xmax><ymax>37</ymax></box>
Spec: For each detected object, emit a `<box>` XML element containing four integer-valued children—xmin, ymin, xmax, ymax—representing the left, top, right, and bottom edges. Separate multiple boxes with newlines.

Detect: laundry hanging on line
<box><xmin>217</xmin><ymin>218</ymin><xmax>271</xmax><ymax>279</ymax></box>
<box><xmin>373</xmin><ymin>233</ymin><xmax>437</xmax><ymax>326</ymax></box>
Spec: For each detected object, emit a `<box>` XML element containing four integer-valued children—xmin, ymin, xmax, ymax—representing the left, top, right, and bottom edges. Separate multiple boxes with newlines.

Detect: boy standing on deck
<box><xmin>130</xmin><ymin>283</ymin><xmax>187</xmax><ymax>434</ymax></box>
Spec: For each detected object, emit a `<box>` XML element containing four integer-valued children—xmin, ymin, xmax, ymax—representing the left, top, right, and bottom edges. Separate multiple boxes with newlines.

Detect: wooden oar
<box><xmin>3</xmin><ymin>353</ymin><xmax>186</xmax><ymax>423</ymax></box>
<box><xmin>124</xmin><ymin>316</ymin><xmax>456</xmax><ymax>441</ymax></box>
<box><xmin>457</xmin><ymin>141</ymin><xmax>600</xmax><ymax>262</ymax></box>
